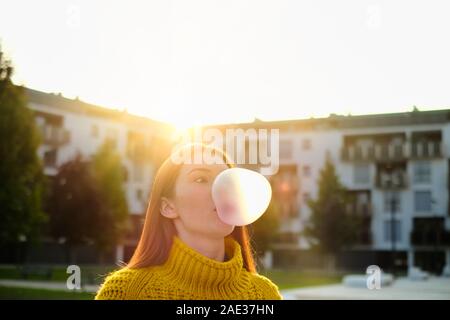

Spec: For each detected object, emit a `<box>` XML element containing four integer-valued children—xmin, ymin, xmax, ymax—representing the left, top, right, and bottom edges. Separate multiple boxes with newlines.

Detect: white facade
<box><xmin>27</xmin><ymin>89</ymin><xmax>174</xmax><ymax>217</ymax></box>
<box><xmin>25</xmin><ymin>87</ymin><xmax>450</xmax><ymax>269</ymax></box>
<box><xmin>274</xmin><ymin>119</ymin><xmax>450</xmax><ymax>254</ymax></box>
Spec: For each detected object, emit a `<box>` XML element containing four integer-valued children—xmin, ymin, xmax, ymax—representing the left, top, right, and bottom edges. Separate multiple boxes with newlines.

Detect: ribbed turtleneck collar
<box><xmin>161</xmin><ymin>236</ymin><xmax>249</xmax><ymax>295</ymax></box>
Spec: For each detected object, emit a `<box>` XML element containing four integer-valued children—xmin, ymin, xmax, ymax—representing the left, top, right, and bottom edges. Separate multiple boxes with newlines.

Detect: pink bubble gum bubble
<box><xmin>211</xmin><ymin>168</ymin><xmax>272</xmax><ymax>226</ymax></box>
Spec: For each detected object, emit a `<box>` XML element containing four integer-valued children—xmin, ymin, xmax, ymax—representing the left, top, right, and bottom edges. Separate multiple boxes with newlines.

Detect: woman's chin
<box><xmin>213</xmin><ymin>218</ymin><xmax>235</xmax><ymax>235</ymax></box>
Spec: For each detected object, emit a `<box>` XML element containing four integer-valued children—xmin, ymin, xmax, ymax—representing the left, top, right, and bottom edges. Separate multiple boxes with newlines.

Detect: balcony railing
<box><xmin>410</xmin><ymin>230</ymin><xmax>450</xmax><ymax>246</ymax></box>
<box><xmin>410</xmin><ymin>140</ymin><xmax>442</xmax><ymax>159</ymax></box>
<box><xmin>39</xmin><ymin>125</ymin><xmax>70</xmax><ymax>146</ymax></box>
<box><xmin>341</xmin><ymin>141</ymin><xmax>442</xmax><ymax>162</ymax></box>
<box><xmin>348</xmin><ymin>203</ymin><xmax>372</xmax><ymax>216</ymax></box>
<box><xmin>375</xmin><ymin>172</ymin><xmax>408</xmax><ymax>189</ymax></box>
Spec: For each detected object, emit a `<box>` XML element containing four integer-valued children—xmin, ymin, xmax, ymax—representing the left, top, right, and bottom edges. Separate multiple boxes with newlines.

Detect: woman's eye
<box><xmin>194</xmin><ymin>177</ymin><xmax>207</xmax><ymax>183</ymax></box>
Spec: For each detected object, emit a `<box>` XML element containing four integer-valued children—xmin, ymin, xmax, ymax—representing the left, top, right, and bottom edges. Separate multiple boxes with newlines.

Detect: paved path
<box><xmin>2</xmin><ymin>277</ymin><xmax>450</xmax><ymax>300</ymax></box>
<box><xmin>0</xmin><ymin>279</ymin><xmax>99</xmax><ymax>293</ymax></box>
<box><xmin>280</xmin><ymin>276</ymin><xmax>450</xmax><ymax>300</ymax></box>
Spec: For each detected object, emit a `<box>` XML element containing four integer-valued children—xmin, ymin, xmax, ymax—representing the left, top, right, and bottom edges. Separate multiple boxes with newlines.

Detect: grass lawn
<box><xmin>0</xmin><ymin>265</ymin><xmax>344</xmax><ymax>298</ymax></box>
<box><xmin>260</xmin><ymin>269</ymin><xmax>343</xmax><ymax>290</ymax></box>
<box><xmin>0</xmin><ymin>265</ymin><xmax>118</xmax><ymax>285</ymax></box>
<box><xmin>0</xmin><ymin>286</ymin><xmax>95</xmax><ymax>300</ymax></box>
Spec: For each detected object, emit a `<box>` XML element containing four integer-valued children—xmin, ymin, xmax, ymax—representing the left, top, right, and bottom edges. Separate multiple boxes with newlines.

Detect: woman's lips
<box><xmin>218</xmin><ymin>203</ymin><xmax>236</xmax><ymax>216</ymax></box>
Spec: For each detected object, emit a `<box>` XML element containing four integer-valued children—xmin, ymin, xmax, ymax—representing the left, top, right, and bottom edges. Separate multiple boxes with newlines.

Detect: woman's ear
<box><xmin>160</xmin><ymin>197</ymin><xmax>178</xmax><ymax>219</ymax></box>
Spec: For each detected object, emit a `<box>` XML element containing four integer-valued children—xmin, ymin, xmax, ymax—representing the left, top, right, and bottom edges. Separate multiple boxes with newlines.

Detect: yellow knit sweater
<box><xmin>95</xmin><ymin>236</ymin><xmax>282</xmax><ymax>300</ymax></box>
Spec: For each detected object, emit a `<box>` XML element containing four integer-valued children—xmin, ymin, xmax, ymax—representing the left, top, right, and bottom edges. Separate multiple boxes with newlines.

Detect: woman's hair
<box><xmin>127</xmin><ymin>143</ymin><xmax>257</xmax><ymax>273</ymax></box>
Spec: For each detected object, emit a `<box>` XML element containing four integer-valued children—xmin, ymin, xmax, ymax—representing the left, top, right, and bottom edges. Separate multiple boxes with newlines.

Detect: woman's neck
<box><xmin>176</xmin><ymin>231</ymin><xmax>226</xmax><ymax>262</ymax></box>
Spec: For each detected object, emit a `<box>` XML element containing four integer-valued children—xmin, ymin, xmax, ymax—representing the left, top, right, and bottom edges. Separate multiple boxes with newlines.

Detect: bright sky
<box><xmin>1</xmin><ymin>0</ymin><xmax>450</xmax><ymax>128</ymax></box>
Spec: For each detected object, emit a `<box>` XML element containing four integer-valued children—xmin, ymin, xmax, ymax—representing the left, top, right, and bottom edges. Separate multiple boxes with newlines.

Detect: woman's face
<box><xmin>168</xmin><ymin>159</ymin><xmax>235</xmax><ymax>239</ymax></box>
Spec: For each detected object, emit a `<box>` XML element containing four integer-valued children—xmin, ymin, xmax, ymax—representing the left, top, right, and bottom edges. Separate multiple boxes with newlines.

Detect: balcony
<box><xmin>341</xmin><ymin>144</ymin><xmax>407</xmax><ymax>162</ymax></box>
<box><xmin>357</xmin><ymin>209</ymin><xmax>372</xmax><ymax>245</ymax></box>
<box><xmin>39</xmin><ymin>125</ymin><xmax>70</xmax><ymax>146</ymax></box>
<box><xmin>347</xmin><ymin>201</ymin><xmax>372</xmax><ymax>216</ymax></box>
<box><xmin>341</xmin><ymin>141</ymin><xmax>442</xmax><ymax>162</ymax></box>
<box><xmin>411</xmin><ymin>230</ymin><xmax>450</xmax><ymax>246</ymax></box>
<box><xmin>410</xmin><ymin>217</ymin><xmax>450</xmax><ymax>246</ymax></box>
<box><xmin>126</xmin><ymin>145</ymin><xmax>151</xmax><ymax>163</ymax></box>
<box><xmin>410</xmin><ymin>141</ymin><xmax>442</xmax><ymax>159</ymax></box>
<box><xmin>375</xmin><ymin>171</ymin><xmax>408</xmax><ymax>189</ymax></box>
<box><xmin>43</xmin><ymin>149</ymin><xmax>57</xmax><ymax>168</ymax></box>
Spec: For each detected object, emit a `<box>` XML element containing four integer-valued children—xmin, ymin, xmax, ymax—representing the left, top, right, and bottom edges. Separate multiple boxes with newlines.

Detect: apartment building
<box><xmin>206</xmin><ymin>111</ymin><xmax>450</xmax><ymax>273</ymax></box>
<box><xmin>25</xmin><ymin>88</ymin><xmax>175</xmax><ymax>262</ymax></box>
<box><xmin>22</xmin><ymin>87</ymin><xmax>450</xmax><ymax>273</ymax></box>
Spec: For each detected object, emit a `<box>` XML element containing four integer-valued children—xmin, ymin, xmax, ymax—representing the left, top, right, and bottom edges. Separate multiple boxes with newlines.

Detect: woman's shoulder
<box><xmin>95</xmin><ymin>266</ymin><xmax>158</xmax><ymax>300</ymax></box>
<box><xmin>247</xmin><ymin>272</ymin><xmax>283</xmax><ymax>300</ymax></box>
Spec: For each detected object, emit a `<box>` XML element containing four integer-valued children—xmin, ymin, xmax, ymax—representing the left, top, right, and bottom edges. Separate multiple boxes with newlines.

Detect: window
<box><xmin>136</xmin><ymin>189</ymin><xmax>143</xmax><ymax>201</ymax></box>
<box><xmin>272</xmin><ymin>165</ymin><xmax>299</xmax><ymax>219</ymax></box>
<box><xmin>303</xmin><ymin>192</ymin><xmax>310</xmax><ymax>202</ymax></box>
<box><xmin>279</xmin><ymin>201</ymin><xmax>298</xmax><ymax>219</ymax></box>
<box><xmin>106</xmin><ymin>128</ymin><xmax>118</xmax><ymax>149</ymax></box>
<box><xmin>133</xmin><ymin>164</ymin><xmax>144</xmax><ymax>182</ymax></box>
<box><xmin>302</xmin><ymin>165</ymin><xmax>311</xmax><ymax>177</ymax></box>
<box><xmin>91</xmin><ymin>125</ymin><xmax>99</xmax><ymax>138</ymax></box>
<box><xmin>35</xmin><ymin>116</ymin><xmax>45</xmax><ymax>127</ymax></box>
<box><xmin>414</xmin><ymin>191</ymin><xmax>432</xmax><ymax>212</ymax></box>
<box><xmin>413</xmin><ymin>161</ymin><xmax>431</xmax><ymax>184</ymax></box>
<box><xmin>384</xmin><ymin>191</ymin><xmax>401</xmax><ymax>213</ymax></box>
<box><xmin>354</xmin><ymin>164</ymin><xmax>370</xmax><ymax>184</ymax></box>
<box><xmin>383</xmin><ymin>220</ymin><xmax>401</xmax><ymax>242</ymax></box>
<box><xmin>106</xmin><ymin>128</ymin><xmax>118</xmax><ymax>138</ymax></box>
<box><xmin>279</xmin><ymin>140</ymin><xmax>293</xmax><ymax>159</ymax></box>
<box><xmin>43</xmin><ymin>149</ymin><xmax>57</xmax><ymax>167</ymax></box>
<box><xmin>302</xmin><ymin>139</ymin><xmax>311</xmax><ymax>150</ymax></box>
<box><xmin>122</xmin><ymin>167</ymin><xmax>128</xmax><ymax>182</ymax></box>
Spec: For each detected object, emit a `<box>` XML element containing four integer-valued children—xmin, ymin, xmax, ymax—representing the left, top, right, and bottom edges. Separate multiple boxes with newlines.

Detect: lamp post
<box><xmin>386</xmin><ymin>167</ymin><xmax>400</xmax><ymax>277</ymax></box>
<box><xmin>390</xmin><ymin>190</ymin><xmax>397</xmax><ymax>277</ymax></box>
<box><xmin>431</xmin><ymin>199</ymin><xmax>438</xmax><ymax>274</ymax></box>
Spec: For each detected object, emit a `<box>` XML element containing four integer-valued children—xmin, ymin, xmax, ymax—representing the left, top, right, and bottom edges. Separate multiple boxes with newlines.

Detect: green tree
<box><xmin>0</xmin><ymin>48</ymin><xmax>47</xmax><ymax>252</ymax></box>
<box><xmin>250</xmin><ymin>199</ymin><xmax>281</xmax><ymax>263</ymax></box>
<box><xmin>305</xmin><ymin>155</ymin><xmax>361</xmax><ymax>269</ymax></box>
<box><xmin>91</xmin><ymin>140</ymin><xmax>129</xmax><ymax>261</ymax></box>
<box><xmin>48</xmin><ymin>154</ymin><xmax>105</xmax><ymax>263</ymax></box>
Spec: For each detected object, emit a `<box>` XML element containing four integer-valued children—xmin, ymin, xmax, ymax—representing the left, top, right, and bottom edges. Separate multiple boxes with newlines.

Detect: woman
<box><xmin>95</xmin><ymin>143</ymin><xmax>282</xmax><ymax>300</ymax></box>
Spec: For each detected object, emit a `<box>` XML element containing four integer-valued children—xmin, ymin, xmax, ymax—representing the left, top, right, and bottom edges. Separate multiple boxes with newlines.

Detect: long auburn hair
<box><xmin>127</xmin><ymin>143</ymin><xmax>257</xmax><ymax>273</ymax></box>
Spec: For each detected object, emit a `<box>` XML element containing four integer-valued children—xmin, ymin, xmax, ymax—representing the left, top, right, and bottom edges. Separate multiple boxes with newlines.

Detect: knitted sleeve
<box><xmin>252</xmin><ymin>274</ymin><xmax>283</xmax><ymax>300</ymax></box>
<box><xmin>95</xmin><ymin>268</ymin><xmax>134</xmax><ymax>300</ymax></box>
